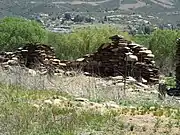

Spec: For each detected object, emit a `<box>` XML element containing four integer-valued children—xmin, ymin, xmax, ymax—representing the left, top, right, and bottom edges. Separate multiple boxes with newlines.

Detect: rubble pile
<box><xmin>0</xmin><ymin>35</ymin><xmax>159</xmax><ymax>84</ymax></box>
<box><xmin>0</xmin><ymin>43</ymin><xmax>66</xmax><ymax>72</ymax></box>
<box><xmin>70</xmin><ymin>35</ymin><xmax>159</xmax><ymax>84</ymax></box>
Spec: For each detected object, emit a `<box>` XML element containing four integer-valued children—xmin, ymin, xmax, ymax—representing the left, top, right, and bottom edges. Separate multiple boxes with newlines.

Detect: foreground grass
<box><xmin>0</xmin><ymin>84</ymin><xmax>113</xmax><ymax>135</ymax></box>
<box><xmin>1</xmin><ymin>84</ymin><xmax>180</xmax><ymax>135</ymax></box>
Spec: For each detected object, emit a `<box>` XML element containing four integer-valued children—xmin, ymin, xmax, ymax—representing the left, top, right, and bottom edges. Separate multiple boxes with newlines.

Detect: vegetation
<box><xmin>47</xmin><ymin>26</ymin><xmax>130</xmax><ymax>59</ymax></box>
<box><xmin>1</xmin><ymin>83</ymin><xmax>180</xmax><ymax>135</ymax></box>
<box><xmin>47</xmin><ymin>27</ymin><xmax>180</xmax><ymax>74</ymax></box>
<box><xmin>165</xmin><ymin>77</ymin><xmax>176</xmax><ymax>88</ymax></box>
<box><xmin>133</xmin><ymin>30</ymin><xmax>180</xmax><ymax>74</ymax></box>
<box><xmin>0</xmin><ymin>17</ymin><xmax>47</xmax><ymax>51</ymax></box>
<box><xmin>1</xmin><ymin>4</ymin><xmax>180</xmax><ymax>135</ymax></box>
<box><xmin>0</xmin><ymin>17</ymin><xmax>180</xmax><ymax>74</ymax></box>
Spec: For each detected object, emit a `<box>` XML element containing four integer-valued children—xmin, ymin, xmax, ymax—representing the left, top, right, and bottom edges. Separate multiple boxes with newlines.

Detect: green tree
<box><xmin>147</xmin><ymin>30</ymin><xmax>180</xmax><ymax>73</ymax></box>
<box><xmin>0</xmin><ymin>17</ymin><xmax>47</xmax><ymax>51</ymax></box>
<box><xmin>47</xmin><ymin>25</ymin><xmax>131</xmax><ymax>60</ymax></box>
<box><xmin>133</xmin><ymin>30</ymin><xmax>180</xmax><ymax>74</ymax></box>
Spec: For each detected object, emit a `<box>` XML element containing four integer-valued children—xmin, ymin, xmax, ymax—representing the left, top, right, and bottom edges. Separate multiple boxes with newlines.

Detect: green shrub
<box><xmin>165</xmin><ymin>77</ymin><xmax>176</xmax><ymax>88</ymax></box>
<box><xmin>47</xmin><ymin>25</ymin><xmax>131</xmax><ymax>60</ymax></box>
<box><xmin>0</xmin><ymin>17</ymin><xmax>47</xmax><ymax>51</ymax></box>
<box><xmin>133</xmin><ymin>30</ymin><xmax>180</xmax><ymax>74</ymax></box>
<box><xmin>148</xmin><ymin>30</ymin><xmax>179</xmax><ymax>72</ymax></box>
<box><xmin>132</xmin><ymin>34</ymin><xmax>150</xmax><ymax>45</ymax></box>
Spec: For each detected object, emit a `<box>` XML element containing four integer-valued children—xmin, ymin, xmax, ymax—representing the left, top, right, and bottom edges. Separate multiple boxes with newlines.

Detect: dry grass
<box><xmin>0</xmin><ymin>66</ymin><xmax>130</xmax><ymax>101</ymax></box>
<box><xmin>1</xmin><ymin>66</ymin><xmax>180</xmax><ymax>135</ymax></box>
<box><xmin>1</xmin><ymin>83</ymin><xmax>180</xmax><ymax>135</ymax></box>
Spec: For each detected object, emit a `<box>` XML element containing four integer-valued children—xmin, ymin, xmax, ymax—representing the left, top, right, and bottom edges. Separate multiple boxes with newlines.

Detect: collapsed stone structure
<box><xmin>0</xmin><ymin>43</ymin><xmax>66</xmax><ymax>73</ymax></box>
<box><xmin>0</xmin><ymin>35</ymin><xmax>160</xmax><ymax>84</ymax></box>
<box><xmin>66</xmin><ymin>35</ymin><xmax>159</xmax><ymax>84</ymax></box>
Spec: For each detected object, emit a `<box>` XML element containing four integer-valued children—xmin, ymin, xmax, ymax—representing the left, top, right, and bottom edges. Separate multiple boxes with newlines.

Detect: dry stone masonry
<box><xmin>67</xmin><ymin>35</ymin><xmax>159</xmax><ymax>84</ymax></box>
<box><xmin>0</xmin><ymin>43</ymin><xmax>66</xmax><ymax>73</ymax></box>
<box><xmin>0</xmin><ymin>35</ymin><xmax>159</xmax><ymax>84</ymax></box>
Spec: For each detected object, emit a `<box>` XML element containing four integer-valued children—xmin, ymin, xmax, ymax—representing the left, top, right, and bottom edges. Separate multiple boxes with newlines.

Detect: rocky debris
<box><xmin>28</xmin><ymin>69</ymin><xmax>37</xmax><ymax>76</ymax></box>
<box><xmin>136</xmin><ymin>82</ymin><xmax>149</xmax><ymax>89</ymax></box>
<box><xmin>0</xmin><ymin>35</ymin><xmax>159</xmax><ymax>84</ymax></box>
<box><xmin>42</xmin><ymin>97</ymin><xmax>120</xmax><ymax>112</ymax></box>
<box><xmin>103</xmin><ymin>101</ymin><xmax>120</xmax><ymax>109</ymax></box>
<box><xmin>44</xmin><ymin>99</ymin><xmax>53</xmax><ymax>105</ymax></box>
<box><xmin>32</xmin><ymin>94</ymin><xmax>180</xmax><ymax>120</ymax></box>
<box><xmin>111</xmin><ymin>76</ymin><xmax>124</xmax><ymax>81</ymax></box>
<box><xmin>67</xmin><ymin>35</ymin><xmax>159</xmax><ymax>84</ymax></box>
<box><xmin>75</xmin><ymin>97</ymin><xmax>89</xmax><ymax>102</ymax></box>
<box><xmin>53</xmin><ymin>99</ymin><xmax>63</xmax><ymax>106</ymax></box>
<box><xmin>95</xmin><ymin>76</ymin><xmax>138</xmax><ymax>88</ymax></box>
<box><xmin>0</xmin><ymin>43</ymin><xmax>67</xmax><ymax>74</ymax></box>
<box><xmin>126</xmin><ymin>76</ymin><xmax>137</xmax><ymax>83</ymax></box>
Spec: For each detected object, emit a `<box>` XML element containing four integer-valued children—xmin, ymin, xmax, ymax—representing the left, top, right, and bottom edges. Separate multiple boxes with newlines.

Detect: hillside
<box><xmin>0</xmin><ymin>0</ymin><xmax>180</xmax><ymax>24</ymax></box>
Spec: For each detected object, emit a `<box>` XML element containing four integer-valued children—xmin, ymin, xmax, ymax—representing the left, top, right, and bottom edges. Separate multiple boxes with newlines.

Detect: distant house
<box><xmin>39</xmin><ymin>13</ymin><xmax>49</xmax><ymax>18</ymax></box>
<box><xmin>47</xmin><ymin>26</ymin><xmax>72</xmax><ymax>33</ymax></box>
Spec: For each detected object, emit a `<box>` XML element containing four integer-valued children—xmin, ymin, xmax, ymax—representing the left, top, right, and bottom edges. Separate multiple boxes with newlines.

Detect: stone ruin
<box><xmin>0</xmin><ymin>43</ymin><xmax>66</xmax><ymax>73</ymax></box>
<box><xmin>0</xmin><ymin>35</ymin><xmax>160</xmax><ymax>84</ymax></box>
<box><xmin>65</xmin><ymin>35</ymin><xmax>159</xmax><ymax>84</ymax></box>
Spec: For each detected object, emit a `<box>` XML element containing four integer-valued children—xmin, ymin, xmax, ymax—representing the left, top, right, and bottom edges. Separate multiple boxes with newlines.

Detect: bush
<box><xmin>47</xmin><ymin>25</ymin><xmax>131</xmax><ymax>60</ymax></box>
<box><xmin>0</xmin><ymin>17</ymin><xmax>47</xmax><ymax>51</ymax></box>
<box><xmin>133</xmin><ymin>30</ymin><xmax>180</xmax><ymax>75</ymax></box>
<box><xmin>147</xmin><ymin>30</ymin><xmax>179</xmax><ymax>73</ymax></box>
<box><xmin>132</xmin><ymin>34</ymin><xmax>150</xmax><ymax>45</ymax></box>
